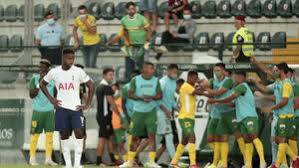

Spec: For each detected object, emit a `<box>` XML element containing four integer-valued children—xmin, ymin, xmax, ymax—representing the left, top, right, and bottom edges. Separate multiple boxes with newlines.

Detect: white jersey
<box><xmin>43</xmin><ymin>65</ymin><xmax>90</xmax><ymax>111</ymax></box>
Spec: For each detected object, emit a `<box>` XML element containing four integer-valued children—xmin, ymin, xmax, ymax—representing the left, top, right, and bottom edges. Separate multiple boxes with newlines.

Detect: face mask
<box><xmin>214</xmin><ymin>72</ymin><xmax>222</xmax><ymax>80</ymax></box>
<box><xmin>273</xmin><ymin>72</ymin><xmax>280</xmax><ymax>79</ymax></box>
<box><xmin>47</xmin><ymin>18</ymin><xmax>55</xmax><ymax>25</ymax></box>
<box><xmin>170</xmin><ymin>74</ymin><xmax>178</xmax><ymax>80</ymax></box>
<box><xmin>80</xmin><ymin>14</ymin><xmax>87</xmax><ymax>19</ymax></box>
<box><xmin>114</xmin><ymin>90</ymin><xmax>120</xmax><ymax>98</ymax></box>
<box><xmin>213</xmin><ymin>73</ymin><xmax>218</xmax><ymax>80</ymax></box>
<box><xmin>129</xmin><ymin>13</ymin><xmax>136</xmax><ymax>19</ymax></box>
<box><xmin>183</xmin><ymin>15</ymin><xmax>191</xmax><ymax>20</ymax></box>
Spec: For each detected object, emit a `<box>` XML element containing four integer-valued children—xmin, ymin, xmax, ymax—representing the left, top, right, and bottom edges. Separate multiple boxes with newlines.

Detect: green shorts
<box><xmin>122</xmin><ymin>116</ymin><xmax>131</xmax><ymax>133</ymax></box>
<box><xmin>131</xmin><ymin>110</ymin><xmax>156</xmax><ymax>137</ymax></box>
<box><xmin>113</xmin><ymin>129</ymin><xmax>126</xmax><ymax>144</ymax></box>
<box><xmin>275</xmin><ymin>116</ymin><xmax>294</xmax><ymax>137</ymax></box>
<box><xmin>239</xmin><ymin>117</ymin><xmax>259</xmax><ymax>135</ymax></box>
<box><xmin>31</xmin><ymin>110</ymin><xmax>54</xmax><ymax>134</ymax></box>
<box><xmin>293</xmin><ymin>117</ymin><xmax>299</xmax><ymax>137</ymax></box>
<box><xmin>207</xmin><ymin>118</ymin><xmax>219</xmax><ymax>136</ymax></box>
<box><xmin>178</xmin><ymin>118</ymin><xmax>195</xmax><ymax>137</ymax></box>
<box><xmin>216</xmin><ymin>111</ymin><xmax>239</xmax><ymax>135</ymax></box>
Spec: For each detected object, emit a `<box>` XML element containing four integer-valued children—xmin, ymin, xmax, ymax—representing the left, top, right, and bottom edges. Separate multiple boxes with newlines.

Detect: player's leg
<box><xmin>29</xmin><ymin>111</ymin><xmax>42</xmax><ymax>166</ymax></box>
<box><xmin>156</xmin><ymin>137</ymin><xmax>166</xmax><ymax>162</ymax></box>
<box><xmin>206</xmin><ymin>118</ymin><xmax>220</xmax><ymax>168</ymax></box>
<box><xmin>44</xmin><ymin>111</ymin><xmax>57</xmax><ymax>166</ymax></box>
<box><xmin>96</xmin><ymin>116</ymin><xmax>108</xmax><ymax>166</ymax></box>
<box><xmin>216</xmin><ymin>115</ymin><xmax>230</xmax><ymax>168</ymax></box>
<box><xmin>185</xmin><ymin>119</ymin><xmax>197</xmax><ymax>167</ymax></box>
<box><xmin>145</xmin><ymin>110</ymin><xmax>159</xmax><ymax>166</ymax></box>
<box><xmin>108</xmin><ymin>134</ymin><xmax>118</xmax><ymax>164</ymax></box>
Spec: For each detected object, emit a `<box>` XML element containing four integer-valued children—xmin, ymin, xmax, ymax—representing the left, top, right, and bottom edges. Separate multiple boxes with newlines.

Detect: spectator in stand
<box><xmin>73</xmin><ymin>5</ymin><xmax>100</xmax><ymax>68</ymax></box>
<box><xmin>140</xmin><ymin>0</ymin><xmax>158</xmax><ymax>34</ymax></box>
<box><xmin>156</xmin><ymin>7</ymin><xmax>196</xmax><ymax>60</ymax></box>
<box><xmin>35</xmin><ymin>11</ymin><xmax>64</xmax><ymax>65</ymax></box>
<box><xmin>164</xmin><ymin>0</ymin><xmax>189</xmax><ymax>32</ymax></box>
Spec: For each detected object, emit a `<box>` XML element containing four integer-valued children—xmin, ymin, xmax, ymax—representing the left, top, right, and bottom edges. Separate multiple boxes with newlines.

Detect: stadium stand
<box><xmin>34</xmin><ymin>4</ymin><xmax>45</xmax><ymax>22</ymax></box>
<box><xmin>115</xmin><ymin>2</ymin><xmax>127</xmax><ymax>20</ymax></box>
<box><xmin>0</xmin><ymin>35</ymin><xmax>9</xmax><ymax>52</ymax></box>
<box><xmin>210</xmin><ymin>32</ymin><xmax>225</xmax><ymax>50</ymax></box>
<box><xmin>271</xmin><ymin>31</ymin><xmax>287</xmax><ymax>49</ymax></box>
<box><xmin>202</xmin><ymin>1</ymin><xmax>217</xmax><ymax>18</ymax></box>
<box><xmin>257</xmin><ymin>31</ymin><xmax>271</xmax><ymax>51</ymax></box>
<box><xmin>231</xmin><ymin>0</ymin><xmax>246</xmax><ymax>16</ymax></box>
<box><xmin>190</xmin><ymin>1</ymin><xmax>201</xmax><ymax>19</ymax></box>
<box><xmin>158</xmin><ymin>1</ymin><xmax>168</xmax><ymax>19</ymax></box>
<box><xmin>194</xmin><ymin>32</ymin><xmax>210</xmax><ymax>52</ymax></box>
<box><xmin>217</xmin><ymin>0</ymin><xmax>232</xmax><ymax>19</ymax></box>
<box><xmin>294</xmin><ymin>0</ymin><xmax>299</xmax><ymax>17</ymax></box>
<box><xmin>9</xmin><ymin>35</ymin><xmax>23</xmax><ymax>52</ymax></box>
<box><xmin>100</xmin><ymin>2</ymin><xmax>115</xmax><ymax>20</ymax></box>
<box><xmin>225</xmin><ymin>32</ymin><xmax>235</xmax><ymax>51</ymax></box>
<box><xmin>18</xmin><ymin>5</ymin><xmax>25</xmax><ymax>21</ymax></box>
<box><xmin>5</xmin><ymin>5</ymin><xmax>18</xmax><ymax>22</ymax></box>
<box><xmin>108</xmin><ymin>33</ymin><xmax>124</xmax><ymax>52</ymax></box>
<box><xmin>0</xmin><ymin>5</ymin><xmax>4</xmax><ymax>22</ymax></box>
<box><xmin>98</xmin><ymin>33</ymin><xmax>107</xmax><ymax>52</ymax></box>
<box><xmin>88</xmin><ymin>2</ymin><xmax>101</xmax><ymax>20</ymax></box>
<box><xmin>46</xmin><ymin>3</ymin><xmax>60</xmax><ymax>19</ymax></box>
<box><xmin>262</xmin><ymin>0</ymin><xmax>277</xmax><ymax>18</ymax></box>
<box><xmin>277</xmin><ymin>0</ymin><xmax>292</xmax><ymax>18</ymax></box>
<box><xmin>246</xmin><ymin>0</ymin><xmax>262</xmax><ymax>18</ymax></box>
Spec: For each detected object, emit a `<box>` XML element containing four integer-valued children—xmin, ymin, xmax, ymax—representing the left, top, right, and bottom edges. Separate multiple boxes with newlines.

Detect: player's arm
<box><xmin>72</xmin><ymin>22</ymin><xmax>79</xmax><ymax>48</ymax></box>
<box><xmin>29</xmin><ymin>77</ymin><xmax>39</xmax><ymax>99</ymax></box>
<box><xmin>233</xmin><ymin>35</ymin><xmax>243</xmax><ymax>58</ymax></box>
<box><xmin>209</xmin><ymin>93</ymin><xmax>238</xmax><ymax>104</ymax></box>
<box><xmin>143</xmin><ymin>17</ymin><xmax>151</xmax><ymax>43</ymax></box>
<box><xmin>84</xmin><ymin>80</ymin><xmax>94</xmax><ymax>108</ymax></box>
<box><xmin>40</xmin><ymin>79</ymin><xmax>61</xmax><ymax>108</ymax></box>
<box><xmin>106</xmin><ymin>27</ymin><xmax>124</xmax><ymax>46</ymax></box>
<box><xmin>121</xmin><ymin>87</ymin><xmax>130</xmax><ymax>120</ymax></box>
<box><xmin>252</xmin><ymin>81</ymin><xmax>272</xmax><ymax>94</ymax></box>
<box><xmin>143</xmin><ymin>80</ymin><xmax>163</xmax><ymax>101</ymax></box>
<box><xmin>35</xmin><ymin>28</ymin><xmax>42</xmax><ymax>46</ymax></box>
<box><xmin>251</xmin><ymin>56</ymin><xmax>274</xmax><ymax>79</ymax></box>
<box><xmin>83</xmin><ymin>16</ymin><xmax>97</xmax><ymax>34</ymax></box>
<box><xmin>262</xmin><ymin>82</ymin><xmax>291</xmax><ymax>113</ymax></box>
<box><xmin>128</xmin><ymin>78</ymin><xmax>143</xmax><ymax>100</ymax></box>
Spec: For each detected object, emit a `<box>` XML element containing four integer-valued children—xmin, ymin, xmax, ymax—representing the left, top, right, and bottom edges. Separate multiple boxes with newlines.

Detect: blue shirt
<box><xmin>158</xmin><ymin>76</ymin><xmax>177</xmax><ymax>118</ymax></box>
<box><xmin>29</xmin><ymin>74</ymin><xmax>55</xmax><ymax>112</ymax></box>
<box><xmin>36</xmin><ymin>22</ymin><xmax>64</xmax><ymax>46</ymax></box>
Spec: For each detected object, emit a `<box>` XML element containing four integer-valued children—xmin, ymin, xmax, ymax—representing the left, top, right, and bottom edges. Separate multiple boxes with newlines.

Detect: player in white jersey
<box><xmin>40</xmin><ymin>49</ymin><xmax>94</xmax><ymax>168</ymax></box>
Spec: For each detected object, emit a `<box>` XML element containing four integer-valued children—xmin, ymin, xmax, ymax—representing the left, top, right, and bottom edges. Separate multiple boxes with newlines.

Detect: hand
<box><xmin>142</xmin><ymin>95</ymin><xmax>153</xmax><ymax>102</ymax></box>
<box><xmin>250</xmin><ymin>56</ymin><xmax>257</xmax><ymax>64</ymax></box>
<box><xmin>81</xmin><ymin>16</ymin><xmax>88</xmax><ymax>23</ymax></box>
<box><xmin>171</xmin><ymin>32</ymin><xmax>177</xmax><ymax>38</ymax></box>
<box><xmin>50</xmin><ymin>98</ymin><xmax>62</xmax><ymax>109</ymax></box>
<box><xmin>74</xmin><ymin>41</ymin><xmax>79</xmax><ymax>49</ymax></box>
<box><xmin>171</xmin><ymin>9</ymin><xmax>177</xmax><ymax>13</ymax></box>
<box><xmin>261</xmin><ymin>107</ymin><xmax>273</xmax><ymax>113</ymax></box>
<box><xmin>200</xmin><ymin>80</ymin><xmax>210</xmax><ymax>89</ymax></box>
<box><xmin>76</xmin><ymin>104</ymin><xmax>90</xmax><ymax>111</ymax></box>
<box><xmin>208</xmin><ymin>98</ymin><xmax>216</xmax><ymax>104</ymax></box>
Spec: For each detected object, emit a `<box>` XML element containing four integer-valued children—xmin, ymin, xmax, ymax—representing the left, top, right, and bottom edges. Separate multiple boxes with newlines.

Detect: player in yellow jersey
<box><xmin>170</xmin><ymin>70</ymin><xmax>203</xmax><ymax>168</ymax></box>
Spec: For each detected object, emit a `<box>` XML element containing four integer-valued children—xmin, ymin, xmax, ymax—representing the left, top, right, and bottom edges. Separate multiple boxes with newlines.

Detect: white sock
<box><xmin>74</xmin><ymin>138</ymin><xmax>83</xmax><ymax>167</ymax></box>
<box><xmin>61</xmin><ymin>139</ymin><xmax>72</xmax><ymax>167</ymax></box>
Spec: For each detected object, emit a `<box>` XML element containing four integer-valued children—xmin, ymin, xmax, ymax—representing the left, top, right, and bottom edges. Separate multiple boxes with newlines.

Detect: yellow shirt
<box><xmin>74</xmin><ymin>15</ymin><xmax>100</xmax><ymax>45</ymax></box>
<box><xmin>117</xmin><ymin>27</ymin><xmax>130</xmax><ymax>46</ymax></box>
<box><xmin>178</xmin><ymin>82</ymin><xmax>196</xmax><ymax>119</ymax></box>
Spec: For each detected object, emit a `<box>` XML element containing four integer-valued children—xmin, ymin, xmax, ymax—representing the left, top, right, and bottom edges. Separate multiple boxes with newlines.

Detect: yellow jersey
<box><xmin>178</xmin><ymin>82</ymin><xmax>196</xmax><ymax>119</ymax></box>
<box><xmin>74</xmin><ymin>15</ymin><xmax>100</xmax><ymax>45</ymax></box>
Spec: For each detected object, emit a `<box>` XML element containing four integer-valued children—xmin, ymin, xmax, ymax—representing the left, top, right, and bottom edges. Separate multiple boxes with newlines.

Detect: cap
<box><xmin>235</xmin><ymin>16</ymin><xmax>246</xmax><ymax>22</ymax></box>
<box><xmin>40</xmin><ymin>59</ymin><xmax>51</xmax><ymax>66</ymax></box>
<box><xmin>44</xmin><ymin>10</ymin><xmax>54</xmax><ymax>18</ymax></box>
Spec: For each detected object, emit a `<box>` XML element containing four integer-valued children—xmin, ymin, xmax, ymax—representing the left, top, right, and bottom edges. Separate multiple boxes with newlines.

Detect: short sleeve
<box><xmin>234</xmin><ymin>84</ymin><xmax>247</xmax><ymax>95</ymax></box>
<box><xmin>79</xmin><ymin>69</ymin><xmax>90</xmax><ymax>83</ymax></box>
<box><xmin>293</xmin><ymin>84</ymin><xmax>299</xmax><ymax>97</ymax></box>
<box><xmin>104</xmin><ymin>85</ymin><xmax>114</xmax><ymax>96</ymax></box>
<box><xmin>182</xmin><ymin>84</ymin><xmax>195</xmax><ymax>94</ymax></box>
<box><xmin>29</xmin><ymin>76</ymin><xmax>36</xmax><ymax>90</ymax></box>
<box><xmin>73</xmin><ymin>17</ymin><xmax>79</xmax><ymax>27</ymax></box>
<box><xmin>43</xmin><ymin>69</ymin><xmax>54</xmax><ymax>83</ymax></box>
<box><xmin>89</xmin><ymin>16</ymin><xmax>96</xmax><ymax>27</ymax></box>
<box><xmin>117</xmin><ymin>27</ymin><xmax>125</xmax><ymax>37</ymax></box>
<box><xmin>141</xmin><ymin>15</ymin><xmax>150</xmax><ymax>28</ymax></box>
<box><xmin>222</xmin><ymin>78</ymin><xmax>234</xmax><ymax>90</ymax></box>
<box><xmin>129</xmin><ymin>77</ymin><xmax>136</xmax><ymax>92</ymax></box>
<box><xmin>282</xmin><ymin>82</ymin><xmax>292</xmax><ymax>98</ymax></box>
<box><xmin>237</xmin><ymin>35</ymin><xmax>244</xmax><ymax>44</ymax></box>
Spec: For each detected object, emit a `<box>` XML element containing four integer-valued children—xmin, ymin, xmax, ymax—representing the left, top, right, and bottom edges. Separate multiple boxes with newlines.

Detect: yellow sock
<box><xmin>128</xmin><ymin>151</ymin><xmax>136</xmax><ymax>163</ymax></box>
<box><xmin>288</xmin><ymin>139</ymin><xmax>298</xmax><ymax>158</ymax></box>
<box><xmin>212</xmin><ymin>142</ymin><xmax>220</xmax><ymax>166</ymax></box>
<box><xmin>253</xmin><ymin>138</ymin><xmax>266</xmax><ymax>164</ymax></box>
<box><xmin>188</xmin><ymin>143</ymin><xmax>196</xmax><ymax>165</ymax></box>
<box><xmin>208</xmin><ymin>142</ymin><xmax>215</xmax><ymax>150</ymax></box>
<box><xmin>286</xmin><ymin>143</ymin><xmax>297</xmax><ymax>161</ymax></box>
<box><xmin>29</xmin><ymin>134</ymin><xmax>39</xmax><ymax>158</ymax></box>
<box><xmin>122</xmin><ymin>154</ymin><xmax>128</xmax><ymax>161</ymax></box>
<box><xmin>281</xmin><ymin>154</ymin><xmax>287</xmax><ymax>165</ymax></box>
<box><xmin>219</xmin><ymin>142</ymin><xmax>229</xmax><ymax>167</ymax></box>
<box><xmin>45</xmin><ymin>132</ymin><xmax>53</xmax><ymax>159</ymax></box>
<box><xmin>245</xmin><ymin>143</ymin><xmax>253</xmax><ymax>167</ymax></box>
<box><xmin>114</xmin><ymin>155</ymin><xmax>120</xmax><ymax>160</ymax></box>
<box><xmin>171</xmin><ymin>144</ymin><xmax>185</xmax><ymax>165</ymax></box>
<box><xmin>127</xmin><ymin>134</ymin><xmax>132</xmax><ymax>151</ymax></box>
<box><xmin>275</xmin><ymin>143</ymin><xmax>287</xmax><ymax>167</ymax></box>
<box><xmin>237</xmin><ymin>137</ymin><xmax>246</xmax><ymax>155</ymax></box>
<box><xmin>149</xmin><ymin>152</ymin><xmax>156</xmax><ymax>163</ymax></box>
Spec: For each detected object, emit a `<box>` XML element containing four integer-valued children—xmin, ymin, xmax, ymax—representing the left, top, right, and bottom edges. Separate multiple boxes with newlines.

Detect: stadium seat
<box><xmin>88</xmin><ymin>2</ymin><xmax>101</xmax><ymax>20</ymax></box>
<box><xmin>65</xmin><ymin>34</ymin><xmax>74</xmax><ymax>46</ymax></box>
<box><xmin>135</xmin><ymin>2</ymin><xmax>141</xmax><ymax>13</ymax></box>
<box><xmin>271</xmin><ymin>32</ymin><xmax>286</xmax><ymax>48</ymax></box>
<box><xmin>47</xmin><ymin>3</ymin><xmax>60</xmax><ymax>19</ymax></box>
<box><xmin>225</xmin><ymin>32</ymin><xmax>235</xmax><ymax>51</ymax></box>
<box><xmin>115</xmin><ymin>2</ymin><xmax>127</xmax><ymax>20</ymax></box>
<box><xmin>277</xmin><ymin>0</ymin><xmax>292</xmax><ymax>18</ymax></box>
<box><xmin>18</xmin><ymin>5</ymin><xmax>24</xmax><ymax>21</ymax></box>
<box><xmin>257</xmin><ymin>32</ymin><xmax>271</xmax><ymax>51</ymax></box>
<box><xmin>108</xmin><ymin>34</ymin><xmax>124</xmax><ymax>52</ymax></box>
<box><xmin>158</xmin><ymin>1</ymin><xmax>168</xmax><ymax>19</ymax></box>
<box><xmin>4</xmin><ymin>5</ymin><xmax>18</xmax><ymax>22</ymax></box>
<box><xmin>217</xmin><ymin>0</ymin><xmax>231</xmax><ymax>18</ymax></box>
<box><xmin>9</xmin><ymin>35</ymin><xmax>23</xmax><ymax>52</ymax></box>
<box><xmin>293</xmin><ymin>0</ymin><xmax>299</xmax><ymax>17</ymax></box>
<box><xmin>202</xmin><ymin>1</ymin><xmax>217</xmax><ymax>18</ymax></box>
<box><xmin>247</xmin><ymin>0</ymin><xmax>262</xmax><ymax>18</ymax></box>
<box><xmin>100</xmin><ymin>2</ymin><xmax>115</xmax><ymax>20</ymax></box>
<box><xmin>232</xmin><ymin>0</ymin><xmax>246</xmax><ymax>16</ymax></box>
<box><xmin>262</xmin><ymin>0</ymin><xmax>277</xmax><ymax>18</ymax></box>
<box><xmin>98</xmin><ymin>33</ymin><xmax>107</xmax><ymax>52</ymax></box>
<box><xmin>210</xmin><ymin>32</ymin><xmax>225</xmax><ymax>50</ymax></box>
<box><xmin>194</xmin><ymin>32</ymin><xmax>210</xmax><ymax>51</ymax></box>
<box><xmin>190</xmin><ymin>1</ymin><xmax>202</xmax><ymax>19</ymax></box>
<box><xmin>34</xmin><ymin>4</ymin><xmax>45</xmax><ymax>22</ymax></box>
<box><xmin>0</xmin><ymin>35</ymin><xmax>9</xmax><ymax>52</ymax></box>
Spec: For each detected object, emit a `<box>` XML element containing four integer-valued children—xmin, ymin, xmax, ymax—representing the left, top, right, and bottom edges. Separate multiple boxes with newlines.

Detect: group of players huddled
<box><xmin>28</xmin><ymin>48</ymin><xmax>299</xmax><ymax>168</ymax></box>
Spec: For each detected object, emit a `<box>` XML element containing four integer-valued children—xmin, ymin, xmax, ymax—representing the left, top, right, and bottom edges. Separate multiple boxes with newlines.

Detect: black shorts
<box><xmin>161</xmin><ymin>120</ymin><xmax>179</xmax><ymax>145</ymax></box>
<box><xmin>70</xmin><ymin>116</ymin><xmax>86</xmax><ymax>136</ymax></box>
<box><xmin>96</xmin><ymin>116</ymin><xmax>114</xmax><ymax>138</ymax></box>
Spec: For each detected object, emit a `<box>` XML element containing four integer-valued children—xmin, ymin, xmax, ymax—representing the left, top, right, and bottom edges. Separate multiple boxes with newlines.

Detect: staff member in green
<box><xmin>121</xmin><ymin>1</ymin><xmax>152</xmax><ymax>79</ymax></box>
<box><xmin>209</xmin><ymin>71</ymin><xmax>266</xmax><ymax>168</ymax></box>
<box><xmin>119</xmin><ymin>62</ymin><xmax>162</xmax><ymax>168</ymax></box>
<box><xmin>232</xmin><ymin>16</ymin><xmax>254</xmax><ymax>63</ymax></box>
<box><xmin>28</xmin><ymin>59</ymin><xmax>57</xmax><ymax>166</ymax></box>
